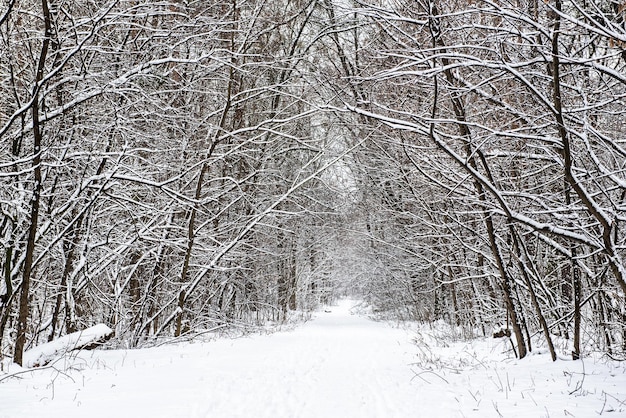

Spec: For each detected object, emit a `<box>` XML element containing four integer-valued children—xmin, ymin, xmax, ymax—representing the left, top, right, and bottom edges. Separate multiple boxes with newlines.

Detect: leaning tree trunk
<box><xmin>427</xmin><ymin>0</ymin><xmax>527</xmax><ymax>358</ymax></box>
<box><xmin>509</xmin><ymin>225</ymin><xmax>557</xmax><ymax>361</ymax></box>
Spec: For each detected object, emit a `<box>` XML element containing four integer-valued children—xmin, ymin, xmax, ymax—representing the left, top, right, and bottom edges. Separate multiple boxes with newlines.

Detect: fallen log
<box><xmin>22</xmin><ymin>324</ymin><xmax>114</xmax><ymax>368</ymax></box>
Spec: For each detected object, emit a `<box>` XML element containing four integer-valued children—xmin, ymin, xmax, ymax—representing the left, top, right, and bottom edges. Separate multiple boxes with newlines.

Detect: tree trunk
<box><xmin>14</xmin><ymin>0</ymin><xmax>51</xmax><ymax>366</ymax></box>
<box><xmin>426</xmin><ymin>1</ymin><xmax>527</xmax><ymax>358</ymax></box>
<box><xmin>510</xmin><ymin>225</ymin><xmax>557</xmax><ymax>361</ymax></box>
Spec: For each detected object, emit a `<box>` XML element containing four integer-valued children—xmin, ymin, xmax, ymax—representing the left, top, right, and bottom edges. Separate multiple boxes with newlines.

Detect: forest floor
<box><xmin>1</xmin><ymin>300</ymin><xmax>625</xmax><ymax>417</ymax></box>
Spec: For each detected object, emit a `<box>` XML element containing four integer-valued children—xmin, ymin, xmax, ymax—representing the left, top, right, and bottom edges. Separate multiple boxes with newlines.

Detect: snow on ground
<box><xmin>1</xmin><ymin>300</ymin><xmax>625</xmax><ymax>417</ymax></box>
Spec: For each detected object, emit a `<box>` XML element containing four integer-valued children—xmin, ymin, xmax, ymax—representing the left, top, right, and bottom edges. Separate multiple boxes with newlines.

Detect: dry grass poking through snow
<box><xmin>407</xmin><ymin>321</ymin><xmax>626</xmax><ymax>417</ymax></box>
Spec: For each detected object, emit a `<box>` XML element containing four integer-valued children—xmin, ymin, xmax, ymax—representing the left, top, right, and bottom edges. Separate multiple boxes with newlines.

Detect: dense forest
<box><xmin>1</xmin><ymin>0</ymin><xmax>625</xmax><ymax>366</ymax></box>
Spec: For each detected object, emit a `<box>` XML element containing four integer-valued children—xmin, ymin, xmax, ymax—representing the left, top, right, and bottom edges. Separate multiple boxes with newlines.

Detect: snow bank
<box><xmin>22</xmin><ymin>324</ymin><xmax>113</xmax><ymax>368</ymax></box>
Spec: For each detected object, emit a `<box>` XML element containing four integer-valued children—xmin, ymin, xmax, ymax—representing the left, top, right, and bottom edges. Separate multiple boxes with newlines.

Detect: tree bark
<box><xmin>510</xmin><ymin>225</ymin><xmax>557</xmax><ymax>361</ymax></box>
<box><xmin>15</xmin><ymin>0</ymin><xmax>52</xmax><ymax>366</ymax></box>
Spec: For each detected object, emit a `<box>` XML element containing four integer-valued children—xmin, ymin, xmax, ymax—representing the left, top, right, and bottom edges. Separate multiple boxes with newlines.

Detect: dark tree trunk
<box><xmin>14</xmin><ymin>0</ymin><xmax>51</xmax><ymax>366</ymax></box>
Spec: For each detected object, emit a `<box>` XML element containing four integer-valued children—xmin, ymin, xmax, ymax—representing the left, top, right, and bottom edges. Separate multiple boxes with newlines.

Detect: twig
<box><xmin>568</xmin><ymin>358</ymin><xmax>586</xmax><ymax>395</ymax></box>
<box><xmin>411</xmin><ymin>369</ymin><xmax>449</xmax><ymax>384</ymax></box>
<box><xmin>492</xmin><ymin>401</ymin><xmax>503</xmax><ymax>418</ymax></box>
<box><xmin>0</xmin><ymin>356</ymin><xmax>75</xmax><ymax>384</ymax></box>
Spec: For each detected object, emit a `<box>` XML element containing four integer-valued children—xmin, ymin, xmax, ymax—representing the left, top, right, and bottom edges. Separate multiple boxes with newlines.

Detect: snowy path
<box><xmin>2</xmin><ymin>300</ymin><xmax>427</xmax><ymax>418</ymax></box>
<box><xmin>2</xmin><ymin>300</ymin><xmax>626</xmax><ymax>417</ymax></box>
